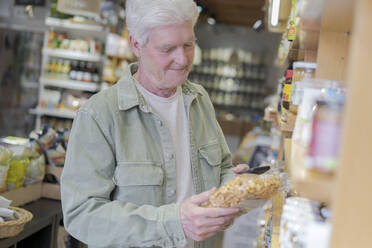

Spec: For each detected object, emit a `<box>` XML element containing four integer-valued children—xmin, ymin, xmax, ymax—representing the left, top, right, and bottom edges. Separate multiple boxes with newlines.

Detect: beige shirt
<box><xmin>135</xmin><ymin>83</ymin><xmax>193</xmax><ymax>248</ymax></box>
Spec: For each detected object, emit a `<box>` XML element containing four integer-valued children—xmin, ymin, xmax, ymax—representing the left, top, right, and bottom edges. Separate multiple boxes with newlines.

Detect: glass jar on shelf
<box><xmin>306</xmin><ymin>99</ymin><xmax>344</xmax><ymax>175</ymax></box>
<box><xmin>291</xmin><ymin>62</ymin><xmax>317</xmax><ymax>106</ymax></box>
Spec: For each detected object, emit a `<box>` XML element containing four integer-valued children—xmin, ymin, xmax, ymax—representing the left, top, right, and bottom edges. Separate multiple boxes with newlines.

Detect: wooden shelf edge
<box><xmin>289</xmin><ymin>141</ymin><xmax>335</xmax><ymax>205</ymax></box>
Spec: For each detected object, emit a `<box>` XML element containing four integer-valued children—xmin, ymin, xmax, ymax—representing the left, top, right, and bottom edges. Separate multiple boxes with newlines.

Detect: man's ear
<box><xmin>129</xmin><ymin>35</ymin><xmax>141</xmax><ymax>58</ymax></box>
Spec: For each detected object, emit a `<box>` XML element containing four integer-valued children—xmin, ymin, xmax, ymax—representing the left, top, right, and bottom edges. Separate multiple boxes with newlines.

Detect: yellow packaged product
<box><xmin>7</xmin><ymin>157</ymin><xmax>29</xmax><ymax>191</ymax></box>
<box><xmin>0</xmin><ymin>147</ymin><xmax>13</xmax><ymax>193</ymax></box>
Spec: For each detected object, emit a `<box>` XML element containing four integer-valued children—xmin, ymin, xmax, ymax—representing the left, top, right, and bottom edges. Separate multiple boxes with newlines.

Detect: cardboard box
<box><xmin>0</xmin><ymin>165</ymin><xmax>63</xmax><ymax>205</ymax></box>
<box><xmin>0</xmin><ymin>182</ymin><xmax>42</xmax><ymax>207</ymax></box>
<box><xmin>42</xmin><ymin>183</ymin><xmax>61</xmax><ymax>200</ymax></box>
<box><xmin>41</xmin><ymin>165</ymin><xmax>63</xmax><ymax>200</ymax></box>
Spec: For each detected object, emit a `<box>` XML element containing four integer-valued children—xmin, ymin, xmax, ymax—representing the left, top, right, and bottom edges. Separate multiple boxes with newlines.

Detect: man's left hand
<box><xmin>232</xmin><ymin>164</ymin><xmax>250</xmax><ymax>174</ymax></box>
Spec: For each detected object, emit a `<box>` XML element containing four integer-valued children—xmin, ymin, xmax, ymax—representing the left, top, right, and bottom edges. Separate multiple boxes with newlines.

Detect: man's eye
<box><xmin>161</xmin><ymin>47</ymin><xmax>174</xmax><ymax>53</ymax></box>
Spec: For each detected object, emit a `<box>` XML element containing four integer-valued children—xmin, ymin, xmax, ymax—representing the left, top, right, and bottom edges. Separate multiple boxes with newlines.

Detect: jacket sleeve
<box><xmin>61</xmin><ymin>110</ymin><xmax>186</xmax><ymax>248</ymax></box>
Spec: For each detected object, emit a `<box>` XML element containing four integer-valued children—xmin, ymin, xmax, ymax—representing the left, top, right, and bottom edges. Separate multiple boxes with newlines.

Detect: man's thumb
<box><xmin>191</xmin><ymin>187</ymin><xmax>217</xmax><ymax>205</ymax></box>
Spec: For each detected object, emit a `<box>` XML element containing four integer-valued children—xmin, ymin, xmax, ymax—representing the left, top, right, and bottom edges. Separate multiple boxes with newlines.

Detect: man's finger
<box><xmin>232</xmin><ymin>164</ymin><xmax>250</xmax><ymax>174</ymax></box>
<box><xmin>199</xmin><ymin>215</ymin><xmax>236</xmax><ymax>227</ymax></box>
<box><xmin>190</xmin><ymin>187</ymin><xmax>216</xmax><ymax>205</ymax></box>
<box><xmin>199</xmin><ymin>207</ymin><xmax>240</xmax><ymax>218</ymax></box>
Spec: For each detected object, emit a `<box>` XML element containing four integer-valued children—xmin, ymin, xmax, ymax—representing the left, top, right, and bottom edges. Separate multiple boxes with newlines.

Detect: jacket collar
<box><xmin>117</xmin><ymin>63</ymin><xmax>203</xmax><ymax>111</ymax></box>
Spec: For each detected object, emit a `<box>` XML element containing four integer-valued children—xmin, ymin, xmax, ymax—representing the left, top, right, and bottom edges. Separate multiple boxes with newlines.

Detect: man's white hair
<box><xmin>126</xmin><ymin>0</ymin><xmax>199</xmax><ymax>46</ymax></box>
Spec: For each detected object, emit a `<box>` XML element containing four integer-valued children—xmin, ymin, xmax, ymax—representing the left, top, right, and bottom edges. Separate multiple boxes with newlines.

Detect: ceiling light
<box><xmin>207</xmin><ymin>17</ymin><xmax>216</xmax><ymax>25</ymax></box>
<box><xmin>253</xmin><ymin>20</ymin><xmax>263</xmax><ymax>30</ymax></box>
<box><xmin>271</xmin><ymin>0</ymin><xmax>281</xmax><ymax>27</ymax></box>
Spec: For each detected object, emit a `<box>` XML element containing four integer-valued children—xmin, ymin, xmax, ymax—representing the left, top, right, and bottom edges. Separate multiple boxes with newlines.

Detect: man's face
<box><xmin>132</xmin><ymin>21</ymin><xmax>195</xmax><ymax>91</ymax></box>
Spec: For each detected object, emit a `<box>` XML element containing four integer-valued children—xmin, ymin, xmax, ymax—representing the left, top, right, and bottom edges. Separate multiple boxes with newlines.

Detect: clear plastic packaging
<box><xmin>24</xmin><ymin>155</ymin><xmax>45</xmax><ymax>186</ymax></box>
<box><xmin>6</xmin><ymin>157</ymin><xmax>29</xmax><ymax>191</ymax></box>
<box><xmin>20</xmin><ymin>146</ymin><xmax>46</xmax><ymax>185</ymax></box>
<box><xmin>0</xmin><ymin>147</ymin><xmax>13</xmax><ymax>193</ymax></box>
<box><xmin>203</xmin><ymin>169</ymin><xmax>283</xmax><ymax>211</ymax></box>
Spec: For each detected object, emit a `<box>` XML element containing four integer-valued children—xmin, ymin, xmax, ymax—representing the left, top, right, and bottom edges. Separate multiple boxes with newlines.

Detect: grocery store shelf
<box><xmin>289</xmin><ymin>141</ymin><xmax>334</xmax><ymax>204</ymax></box>
<box><xmin>43</xmin><ymin>48</ymin><xmax>101</xmax><ymax>62</ymax></box>
<box><xmin>40</xmin><ymin>77</ymin><xmax>100</xmax><ymax>92</ymax></box>
<box><xmin>45</xmin><ymin>17</ymin><xmax>104</xmax><ymax>31</ymax></box>
<box><xmin>30</xmin><ymin>107</ymin><xmax>76</xmax><ymax>119</ymax></box>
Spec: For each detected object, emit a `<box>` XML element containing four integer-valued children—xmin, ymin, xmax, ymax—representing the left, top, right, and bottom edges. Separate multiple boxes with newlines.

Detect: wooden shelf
<box><xmin>289</xmin><ymin>140</ymin><xmax>334</xmax><ymax>205</ymax></box>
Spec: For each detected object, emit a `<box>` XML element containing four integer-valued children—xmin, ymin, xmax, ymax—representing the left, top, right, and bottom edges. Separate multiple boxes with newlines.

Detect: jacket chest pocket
<box><xmin>198</xmin><ymin>142</ymin><xmax>222</xmax><ymax>190</ymax></box>
<box><xmin>112</xmin><ymin>162</ymin><xmax>164</xmax><ymax>206</ymax></box>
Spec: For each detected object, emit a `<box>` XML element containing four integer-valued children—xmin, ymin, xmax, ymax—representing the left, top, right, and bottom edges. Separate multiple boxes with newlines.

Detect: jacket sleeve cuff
<box><xmin>158</xmin><ymin>203</ymin><xmax>187</xmax><ymax>247</ymax></box>
<box><xmin>221</xmin><ymin>168</ymin><xmax>235</xmax><ymax>185</ymax></box>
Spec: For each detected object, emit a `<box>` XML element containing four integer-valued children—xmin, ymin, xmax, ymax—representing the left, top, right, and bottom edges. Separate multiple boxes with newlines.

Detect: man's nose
<box><xmin>174</xmin><ymin>47</ymin><xmax>188</xmax><ymax>66</ymax></box>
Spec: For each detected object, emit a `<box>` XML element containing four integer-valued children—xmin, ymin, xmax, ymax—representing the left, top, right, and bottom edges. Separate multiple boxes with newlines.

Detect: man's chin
<box><xmin>166</xmin><ymin>77</ymin><xmax>188</xmax><ymax>86</ymax></box>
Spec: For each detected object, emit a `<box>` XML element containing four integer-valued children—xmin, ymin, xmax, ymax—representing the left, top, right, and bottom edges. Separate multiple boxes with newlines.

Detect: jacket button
<box><xmin>158</xmin><ymin>120</ymin><xmax>163</xmax><ymax>126</ymax></box>
<box><xmin>167</xmin><ymin>189</ymin><xmax>176</xmax><ymax>197</ymax></box>
<box><xmin>166</xmin><ymin>153</ymin><xmax>174</xmax><ymax>160</ymax></box>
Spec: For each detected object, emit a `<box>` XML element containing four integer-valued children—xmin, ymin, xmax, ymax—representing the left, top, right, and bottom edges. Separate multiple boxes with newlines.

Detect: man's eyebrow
<box><xmin>157</xmin><ymin>38</ymin><xmax>197</xmax><ymax>50</ymax></box>
<box><xmin>187</xmin><ymin>38</ymin><xmax>197</xmax><ymax>43</ymax></box>
<box><xmin>158</xmin><ymin>44</ymin><xmax>175</xmax><ymax>50</ymax></box>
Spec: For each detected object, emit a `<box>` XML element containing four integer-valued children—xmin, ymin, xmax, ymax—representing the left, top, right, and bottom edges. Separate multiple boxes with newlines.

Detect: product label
<box><xmin>283</xmin><ymin>83</ymin><xmax>292</xmax><ymax>101</ymax></box>
<box><xmin>287</xmin><ymin>0</ymin><xmax>297</xmax><ymax>41</ymax></box>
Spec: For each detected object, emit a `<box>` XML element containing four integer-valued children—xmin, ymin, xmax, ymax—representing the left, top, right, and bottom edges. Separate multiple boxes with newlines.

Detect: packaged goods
<box><xmin>0</xmin><ymin>147</ymin><xmax>13</xmax><ymax>193</ymax></box>
<box><xmin>46</xmin><ymin>144</ymin><xmax>66</xmax><ymax>166</ymax></box>
<box><xmin>282</xmin><ymin>69</ymin><xmax>293</xmax><ymax>110</ymax></box>
<box><xmin>7</xmin><ymin>157</ymin><xmax>29</xmax><ymax>191</ymax></box>
<box><xmin>38</xmin><ymin>127</ymin><xmax>57</xmax><ymax>151</ymax></box>
<box><xmin>306</xmin><ymin>100</ymin><xmax>344</xmax><ymax>175</ymax></box>
<box><xmin>20</xmin><ymin>146</ymin><xmax>45</xmax><ymax>185</ymax></box>
<box><xmin>203</xmin><ymin>170</ymin><xmax>282</xmax><ymax>211</ymax></box>
<box><xmin>24</xmin><ymin>155</ymin><xmax>46</xmax><ymax>186</ymax></box>
<box><xmin>291</xmin><ymin>62</ymin><xmax>317</xmax><ymax>106</ymax></box>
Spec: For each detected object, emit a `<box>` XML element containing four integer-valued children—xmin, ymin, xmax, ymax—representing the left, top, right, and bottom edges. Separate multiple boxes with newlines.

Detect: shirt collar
<box><xmin>117</xmin><ymin>63</ymin><xmax>203</xmax><ymax>111</ymax></box>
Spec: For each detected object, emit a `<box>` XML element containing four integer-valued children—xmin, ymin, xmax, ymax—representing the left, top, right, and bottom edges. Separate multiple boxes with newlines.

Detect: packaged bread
<box><xmin>203</xmin><ymin>170</ymin><xmax>282</xmax><ymax>210</ymax></box>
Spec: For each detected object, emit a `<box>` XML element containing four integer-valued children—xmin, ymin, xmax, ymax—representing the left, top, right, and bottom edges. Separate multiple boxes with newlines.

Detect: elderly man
<box><xmin>61</xmin><ymin>0</ymin><xmax>249</xmax><ymax>247</ymax></box>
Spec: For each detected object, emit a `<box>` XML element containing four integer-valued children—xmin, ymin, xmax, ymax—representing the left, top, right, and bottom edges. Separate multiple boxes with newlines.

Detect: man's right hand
<box><xmin>179</xmin><ymin>188</ymin><xmax>240</xmax><ymax>242</ymax></box>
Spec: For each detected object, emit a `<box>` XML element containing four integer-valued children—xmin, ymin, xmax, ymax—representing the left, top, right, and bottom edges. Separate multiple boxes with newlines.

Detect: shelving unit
<box><xmin>40</xmin><ymin>77</ymin><xmax>100</xmax><ymax>92</ymax></box>
<box><xmin>30</xmin><ymin>17</ymin><xmax>108</xmax><ymax>130</ymax></box>
<box><xmin>189</xmin><ymin>52</ymin><xmax>269</xmax><ymax>114</ymax></box>
<box><xmin>266</xmin><ymin>0</ymin><xmax>372</xmax><ymax>247</ymax></box>
<box><xmin>30</xmin><ymin>107</ymin><xmax>76</xmax><ymax>119</ymax></box>
<box><xmin>45</xmin><ymin>17</ymin><xmax>104</xmax><ymax>32</ymax></box>
<box><xmin>42</xmin><ymin>48</ymin><xmax>102</xmax><ymax>62</ymax></box>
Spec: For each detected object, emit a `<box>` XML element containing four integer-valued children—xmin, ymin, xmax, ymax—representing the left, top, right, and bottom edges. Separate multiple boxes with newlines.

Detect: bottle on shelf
<box><xmin>69</xmin><ymin>60</ymin><xmax>78</xmax><ymax>81</ymax></box>
<box><xmin>76</xmin><ymin>61</ymin><xmax>85</xmax><ymax>81</ymax></box>
<box><xmin>83</xmin><ymin>62</ymin><xmax>93</xmax><ymax>83</ymax></box>
<box><xmin>61</xmin><ymin>60</ymin><xmax>71</xmax><ymax>80</ymax></box>
<box><xmin>282</xmin><ymin>68</ymin><xmax>293</xmax><ymax>110</ymax></box>
<box><xmin>92</xmin><ymin>68</ymin><xmax>100</xmax><ymax>83</ymax></box>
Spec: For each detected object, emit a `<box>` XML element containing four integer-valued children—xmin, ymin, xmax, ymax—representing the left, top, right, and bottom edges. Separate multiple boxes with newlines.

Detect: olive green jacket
<box><xmin>61</xmin><ymin>64</ymin><xmax>235</xmax><ymax>248</ymax></box>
